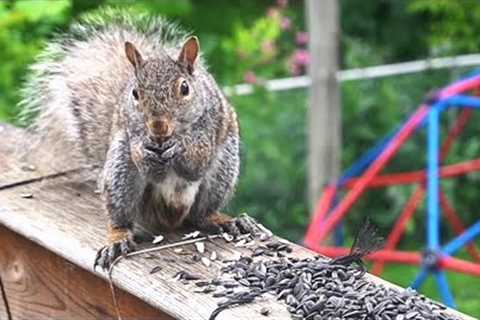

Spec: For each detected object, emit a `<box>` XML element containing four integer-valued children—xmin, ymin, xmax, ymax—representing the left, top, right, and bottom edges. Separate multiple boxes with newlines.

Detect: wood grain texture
<box><xmin>0</xmin><ymin>225</ymin><xmax>171</xmax><ymax>320</ymax></box>
<box><xmin>0</xmin><ymin>124</ymin><xmax>78</xmax><ymax>190</ymax></box>
<box><xmin>0</xmin><ymin>123</ymin><xmax>475</xmax><ymax>320</ymax></box>
<box><xmin>0</xmin><ymin>274</ymin><xmax>9</xmax><ymax>319</ymax></box>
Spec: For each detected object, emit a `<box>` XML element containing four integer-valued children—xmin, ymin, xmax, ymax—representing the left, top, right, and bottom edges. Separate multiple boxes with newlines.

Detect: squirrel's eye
<box><xmin>180</xmin><ymin>80</ymin><xmax>189</xmax><ymax>96</ymax></box>
<box><xmin>132</xmin><ymin>89</ymin><xmax>139</xmax><ymax>101</ymax></box>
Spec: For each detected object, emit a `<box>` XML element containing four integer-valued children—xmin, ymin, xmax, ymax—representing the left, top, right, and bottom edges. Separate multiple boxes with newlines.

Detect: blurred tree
<box><xmin>0</xmin><ymin>0</ymin><xmax>71</xmax><ymax>123</ymax></box>
<box><xmin>409</xmin><ymin>0</ymin><xmax>480</xmax><ymax>55</ymax></box>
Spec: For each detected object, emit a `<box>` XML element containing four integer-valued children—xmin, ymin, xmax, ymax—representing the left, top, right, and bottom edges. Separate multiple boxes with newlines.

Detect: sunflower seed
<box><xmin>260</xmin><ymin>307</ymin><xmax>271</xmax><ymax>316</ymax></box>
<box><xmin>20</xmin><ymin>193</ymin><xmax>34</xmax><ymax>199</ymax></box>
<box><xmin>21</xmin><ymin>164</ymin><xmax>37</xmax><ymax>171</ymax></box>
<box><xmin>210</xmin><ymin>251</ymin><xmax>217</xmax><ymax>261</ymax></box>
<box><xmin>222</xmin><ymin>232</ymin><xmax>234</xmax><ymax>242</ymax></box>
<box><xmin>201</xmin><ymin>257</ymin><xmax>211</xmax><ymax>267</ymax></box>
<box><xmin>173</xmin><ymin>271</ymin><xmax>201</xmax><ymax>281</ymax></box>
<box><xmin>183</xmin><ymin>230</ymin><xmax>201</xmax><ymax>239</ymax></box>
<box><xmin>152</xmin><ymin>235</ymin><xmax>164</xmax><ymax>244</ymax></box>
<box><xmin>195</xmin><ymin>241</ymin><xmax>205</xmax><ymax>253</ymax></box>
<box><xmin>234</xmin><ymin>239</ymin><xmax>247</xmax><ymax>247</ymax></box>
<box><xmin>149</xmin><ymin>266</ymin><xmax>162</xmax><ymax>274</ymax></box>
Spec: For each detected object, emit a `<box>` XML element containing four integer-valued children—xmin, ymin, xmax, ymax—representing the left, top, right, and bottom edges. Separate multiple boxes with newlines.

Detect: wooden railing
<box><xmin>0</xmin><ymin>124</ymin><xmax>475</xmax><ymax>320</ymax></box>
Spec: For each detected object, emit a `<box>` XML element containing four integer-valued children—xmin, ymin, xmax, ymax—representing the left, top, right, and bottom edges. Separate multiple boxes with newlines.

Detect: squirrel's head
<box><xmin>125</xmin><ymin>37</ymin><xmax>202</xmax><ymax>142</ymax></box>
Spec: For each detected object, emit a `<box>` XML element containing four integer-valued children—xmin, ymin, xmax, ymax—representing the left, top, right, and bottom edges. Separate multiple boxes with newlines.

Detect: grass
<box><xmin>377</xmin><ymin>252</ymin><xmax>480</xmax><ymax>318</ymax></box>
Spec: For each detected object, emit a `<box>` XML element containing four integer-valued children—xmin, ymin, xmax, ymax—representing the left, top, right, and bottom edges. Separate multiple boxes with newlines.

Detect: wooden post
<box><xmin>306</xmin><ymin>0</ymin><xmax>341</xmax><ymax>212</ymax></box>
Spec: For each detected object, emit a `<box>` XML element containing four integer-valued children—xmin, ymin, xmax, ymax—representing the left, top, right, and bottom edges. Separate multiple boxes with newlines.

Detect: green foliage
<box><xmin>0</xmin><ymin>0</ymin><xmax>70</xmax><ymax>124</ymax></box>
<box><xmin>13</xmin><ymin>0</ymin><xmax>70</xmax><ymax>22</ymax></box>
<box><xmin>100</xmin><ymin>0</ymin><xmax>192</xmax><ymax>18</ymax></box>
<box><xmin>229</xmin><ymin>89</ymin><xmax>307</xmax><ymax>240</ymax></box>
<box><xmin>221</xmin><ymin>14</ymin><xmax>283</xmax><ymax>83</ymax></box>
<box><xmin>381</xmin><ymin>250</ymin><xmax>480</xmax><ymax>317</ymax></box>
<box><xmin>409</xmin><ymin>0</ymin><xmax>480</xmax><ymax>55</ymax></box>
<box><xmin>340</xmin><ymin>0</ymin><xmax>430</xmax><ymax>63</ymax></box>
<box><xmin>215</xmin><ymin>4</ymin><xmax>301</xmax><ymax>84</ymax></box>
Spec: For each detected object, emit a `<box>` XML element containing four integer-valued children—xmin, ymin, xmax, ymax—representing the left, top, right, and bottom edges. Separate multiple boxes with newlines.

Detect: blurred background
<box><xmin>1</xmin><ymin>0</ymin><xmax>479</xmax><ymax>316</ymax></box>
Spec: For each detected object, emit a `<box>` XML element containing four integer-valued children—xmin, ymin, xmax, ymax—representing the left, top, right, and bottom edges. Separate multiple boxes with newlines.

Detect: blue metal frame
<box><xmin>435</xmin><ymin>271</ymin><xmax>455</xmax><ymax>307</ymax></box>
<box><xmin>410</xmin><ymin>104</ymin><xmax>457</xmax><ymax>307</ymax></box>
<box><xmin>338</xmin><ymin>132</ymin><xmax>395</xmax><ymax>185</ymax></box>
<box><xmin>330</xmin><ymin>73</ymin><xmax>480</xmax><ymax>308</ymax></box>
<box><xmin>427</xmin><ymin>108</ymin><xmax>440</xmax><ymax>250</ymax></box>
<box><xmin>443</xmin><ymin>220</ymin><xmax>480</xmax><ymax>256</ymax></box>
<box><xmin>411</xmin><ymin>220</ymin><xmax>480</xmax><ymax>307</ymax></box>
<box><xmin>409</xmin><ymin>93</ymin><xmax>480</xmax><ymax>308</ymax></box>
<box><xmin>411</xmin><ymin>267</ymin><xmax>429</xmax><ymax>289</ymax></box>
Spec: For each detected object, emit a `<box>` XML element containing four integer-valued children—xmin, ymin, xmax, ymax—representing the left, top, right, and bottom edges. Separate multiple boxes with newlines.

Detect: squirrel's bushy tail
<box><xmin>18</xmin><ymin>8</ymin><xmax>188</xmax><ymax>170</ymax></box>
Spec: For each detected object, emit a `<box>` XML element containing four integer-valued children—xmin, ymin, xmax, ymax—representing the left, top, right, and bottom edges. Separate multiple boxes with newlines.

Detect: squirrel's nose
<box><xmin>148</xmin><ymin>118</ymin><xmax>174</xmax><ymax>140</ymax></box>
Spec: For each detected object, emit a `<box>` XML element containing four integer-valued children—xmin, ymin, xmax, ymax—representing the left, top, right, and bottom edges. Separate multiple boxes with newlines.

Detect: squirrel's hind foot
<box><xmin>202</xmin><ymin>212</ymin><xmax>263</xmax><ymax>238</ymax></box>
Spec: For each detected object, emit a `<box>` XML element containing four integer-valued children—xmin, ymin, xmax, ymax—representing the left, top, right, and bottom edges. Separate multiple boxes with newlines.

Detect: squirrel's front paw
<box><xmin>94</xmin><ymin>239</ymin><xmax>136</xmax><ymax>270</ymax></box>
<box><xmin>94</xmin><ymin>228</ymin><xmax>137</xmax><ymax>271</ymax></box>
<box><xmin>131</xmin><ymin>138</ymin><xmax>178</xmax><ymax>175</ymax></box>
<box><xmin>144</xmin><ymin>138</ymin><xmax>178</xmax><ymax>165</ymax></box>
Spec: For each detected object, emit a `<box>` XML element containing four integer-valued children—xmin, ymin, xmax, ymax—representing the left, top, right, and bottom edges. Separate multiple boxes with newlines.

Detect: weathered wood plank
<box><xmin>0</xmin><ymin>276</ymin><xmax>9</xmax><ymax>319</ymax></box>
<box><xmin>0</xmin><ymin>225</ymin><xmax>171</xmax><ymax>320</ymax></box>
<box><xmin>0</xmin><ymin>124</ymin><xmax>76</xmax><ymax>189</ymax></box>
<box><xmin>0</xmin><ymin>123</ymin><xmax>475</xmax><ymax>320</ymax></box>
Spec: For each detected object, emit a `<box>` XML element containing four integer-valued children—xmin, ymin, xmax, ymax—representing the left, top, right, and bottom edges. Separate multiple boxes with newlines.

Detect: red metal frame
<box><xmin>370</xmin><ymin>109</ymin><xmax>478</xmax><ymax>275</ymax></box>
<box><xmin>309</xmin><ymin>246</ymin><xmax>480</xmax><ymax>277</ymax></box>
<box><xmin>440</xmin><ymin>192</ymin><xmax>480</xmax><ymax>262</ymax></box>
<box><xmin>371</xmin><ymin>187</ymin><xmax>425</xmax><ymax>275</ymax></box>
<box><xmin>304</xmin><ymin>77</ymin><xmax>480</xmax><ymax>281</ymax></box>
<box><xmin>342</xmin><ymin>159</ymin><xmax>480</xmax><ymax>189</ymax></box>
<box><xmin>304</xmin><ymin>105</ymin><xmax>431</xmax><ymax>248</ymax></box>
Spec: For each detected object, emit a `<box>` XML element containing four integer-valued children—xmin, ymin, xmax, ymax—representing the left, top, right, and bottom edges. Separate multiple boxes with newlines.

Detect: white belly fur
<box><xmin>155</xmin><ymin>170</ymin><xmax>200</xmax><ymax>215</ymax></box>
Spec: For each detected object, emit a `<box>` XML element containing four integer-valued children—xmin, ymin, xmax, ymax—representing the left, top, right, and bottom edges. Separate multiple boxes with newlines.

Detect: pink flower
<box><xmin>295</xmin><ymin>31</ymin><xmax>309</xmax><ymax>46</ymax></box>
<box><xmin>287</xmin><ymin>50</ymin><xmax>309</xmax><ymax>76</ymax></box>
<box><xmin>289</xmin><ymin>61</ymin><xmax>301</xmax><ymax>76</ymax></box>
<box><xmin>236</xmin><ymin>49</ymin><xmax>248</xmax><ymax>60</ymax></box>
<box><xmin>261</xmin><ymin>40</ymin><xmax>276</xmax><ymax>56</ymax></box>
<box><xmin>280</xmin><ymin>17</ymin><xmax>291</xmax><ymax>30</ymax></box>
<box><xmin>244</xmin><ymin>71</ymin><xmax>257</xmax><ymax>84</ymax></box>
<box><xmin>293</xmin><ymin>49</ymin><xmax>310</xmax><ymax>66</ymax></box>
<box><xmin>266</xmin><ymin>7</ymin><xmax>280</xmax><ymax>19</ymax></box>
<box><xmin>277</xmin><ymin>0</ymin><xmax>288</xmax><ymax>8</ymax></box>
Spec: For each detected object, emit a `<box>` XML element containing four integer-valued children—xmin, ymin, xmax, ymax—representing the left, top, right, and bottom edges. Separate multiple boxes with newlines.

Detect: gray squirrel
<box><xmin>20</xmin><ymin>10</ymin><xmax>258</xmax><ymax>269</ymax></box>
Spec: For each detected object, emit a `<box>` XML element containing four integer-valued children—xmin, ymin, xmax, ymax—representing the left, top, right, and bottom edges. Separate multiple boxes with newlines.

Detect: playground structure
<box><xmin>304</xmin><ymin>72</ymin><xmax>480</xmax><ymax>308</ymax></box>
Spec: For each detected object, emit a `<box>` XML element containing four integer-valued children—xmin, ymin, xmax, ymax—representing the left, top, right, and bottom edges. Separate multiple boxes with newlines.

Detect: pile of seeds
<box><xmin>175</xmin><ymin>235</ymin><xmax>459</xmax><ymax>320</ymax></box>
<box><xmin>158</xmin><ymin>220</ymin><xmax>460</xmax><ymax>320</ymax></box>
<box><xmin>207</xmin><ymin>255</ymin><xmax>460</xmax><ymax>320</ymax></box>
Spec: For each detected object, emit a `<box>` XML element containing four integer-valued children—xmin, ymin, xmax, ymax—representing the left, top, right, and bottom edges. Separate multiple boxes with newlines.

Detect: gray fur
<box><xmin>20</xmin><ymin>9</ymin><xmax>240</xmax><ymax>241</ymax></box>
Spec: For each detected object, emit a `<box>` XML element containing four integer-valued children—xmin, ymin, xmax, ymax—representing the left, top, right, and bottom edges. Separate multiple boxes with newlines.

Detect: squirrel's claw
<box><xmin>220</xmin><ymin>214</ymin><xmax>261</xmax><ymax>238</ymax></box>
<box><xmin>94</xmin><ymin>239</ymin><xmax>135</xmax><ymax>271</ymax></box>
<box><xmin>235</xmin><ymin>214</ymin><xmax>261</xmax><ymax>235</ymax></box>
<box><xmin>160</xmin><ymin>142</ymin><xmax>177</xmax><ymax>159</ymax></box>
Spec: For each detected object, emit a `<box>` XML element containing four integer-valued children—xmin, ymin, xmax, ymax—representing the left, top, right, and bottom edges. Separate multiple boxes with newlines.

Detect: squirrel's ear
<box><xmin>178</xmin><ymin>36</ymin><xmax>199</xmax><ymax>73</ymax></box>
<box><xmin>125</xmin><ymin>41</ymin><xmax>144</xmax><ymax>71</ymax></box>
